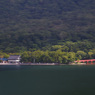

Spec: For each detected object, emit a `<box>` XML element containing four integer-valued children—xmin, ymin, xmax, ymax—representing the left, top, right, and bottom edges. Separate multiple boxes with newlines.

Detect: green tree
<box><xmin>76</xmin><ymin>51</ymin><xmax>87</xmax><ymax>60</ymax></box>
<box><xmin>31</xmin><ymin>50</ymin><xmax>44</xmax><ymax>63</ymax></box>
<box><xmin>21</xmin><ymin>51</ymin><xmax>30</xmax><ymax>63</ymax></box>
<box><xmin>67</xmin><ymin>52</ymin><xmax>76</xmax><ymax>63</ymax></box>
<box><xmin>88</xmin><ymin>51</ymin><xmax>93</xmax><ymax>59</ymax></box>
<box><xmin>40</xmin><ymin>51</ymin><xmax>52</xmax><ymax>63</ymax></box>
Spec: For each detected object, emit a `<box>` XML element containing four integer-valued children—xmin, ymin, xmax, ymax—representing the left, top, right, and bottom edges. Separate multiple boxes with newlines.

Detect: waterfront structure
<box><xmin>0</xmin><ymin>58</ymin><xmax>7</xmax><ymax>63</ymax></box>
<box><xmin>8</xmin><ymin>55</ymin><xmax>21</xmax><ymax>63</ymax></box>
<box><xmin>75</xmin><ymin>59</ymin><xmax>95</xmax><ymax>65</ymax></box>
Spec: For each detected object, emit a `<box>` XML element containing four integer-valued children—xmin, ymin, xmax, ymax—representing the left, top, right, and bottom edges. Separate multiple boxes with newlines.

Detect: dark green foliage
<box><xmin>0</xmin><ymin>0</ymin><xmax>95</xmax><ymax>52</ymax></box>
<box><xmin>0</xmin><ymin>0</ymin><xmax>95</xmax><ymax>64</ymax></box>
<box><xmin>20</xmin><ymin>41</ymin><xmax>95</xmax><ymax>64</ymax></box>
<box><xmin>0</xmin><ymin>41</ymin><xmax>95</xmax><ymax>63</ymax></box>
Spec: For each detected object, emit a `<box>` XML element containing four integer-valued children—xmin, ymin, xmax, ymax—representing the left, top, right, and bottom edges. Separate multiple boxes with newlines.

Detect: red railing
<box><xmin>75</xmin><ymin>59</ymin><xmax>95</xmax><ymax>64</ymax></box>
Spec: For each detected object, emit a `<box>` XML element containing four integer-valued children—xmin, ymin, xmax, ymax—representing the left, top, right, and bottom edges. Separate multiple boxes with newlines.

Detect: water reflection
<box><xmin>0</xmin><ymin>65</ymin><xmax>21</xmax><ymax>71</ymax></box>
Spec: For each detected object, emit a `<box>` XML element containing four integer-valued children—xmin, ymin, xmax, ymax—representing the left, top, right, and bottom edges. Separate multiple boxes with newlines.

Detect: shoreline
<box><xmin>0</xmin><ymin>63</ymin><xmax>94</xmax><ymax>66</ymax></box>
<box><xmin>0</xmin><ymin>63</ymin><xmax>59</xmax><ymax>65</ymax></box>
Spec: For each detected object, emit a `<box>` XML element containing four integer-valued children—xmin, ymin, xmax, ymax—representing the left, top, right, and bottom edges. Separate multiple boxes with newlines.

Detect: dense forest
<box><xmin>0</xmin><ymin>0</ymin><xmax>95</xmax><ymax>63</ymax></box>
<box><xmin>0</xmin><ymin>41</ymin><xmax>95</xmax><ymax>63</ymax></box>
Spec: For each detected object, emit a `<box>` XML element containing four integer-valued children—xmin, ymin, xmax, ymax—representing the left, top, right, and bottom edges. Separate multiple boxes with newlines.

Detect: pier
<box><xmin>75</xmin><ymin>59</ymin><xmax>95</xmax><ymax>65</ymax></box>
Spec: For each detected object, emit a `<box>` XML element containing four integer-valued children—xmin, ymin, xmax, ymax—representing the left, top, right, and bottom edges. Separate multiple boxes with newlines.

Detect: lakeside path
<box><xmin>0</xmin><ymin>63</ymin><xmax>19</xmax><ymax>65</ymax></box>
<box><xmin>0</xmin><ymin>63</ymin><xmax>89</xmax><ymax>66</ymax></box>
<box><xmin>0</xmin><ymin>63</ymin><xmax>60</xmax><ymax>65</ymax></box>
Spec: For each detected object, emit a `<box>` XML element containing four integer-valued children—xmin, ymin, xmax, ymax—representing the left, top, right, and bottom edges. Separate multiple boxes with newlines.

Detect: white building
<box><xmin>8</xmin><ymin>55</ymin><xmax>21</xmax><ymax>63</ymax></box>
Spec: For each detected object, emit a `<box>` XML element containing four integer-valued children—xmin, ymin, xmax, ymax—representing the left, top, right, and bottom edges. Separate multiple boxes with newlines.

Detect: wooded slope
<box><xmin>0</xmin><ymin>0</ymin><xmax>95</xmax><ymax>52</ymax></box>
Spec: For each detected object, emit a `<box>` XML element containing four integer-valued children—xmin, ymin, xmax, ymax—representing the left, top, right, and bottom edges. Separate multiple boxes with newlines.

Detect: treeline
<box><xmin>1</xmin><ymin>41</ymin><xmax>95</xmax><ymax>64</ymax></box>
<box><xmin>21</xmin><ymin>41</ymin><xmax>95</xmax><ymax>63</ymax></box>
<box><xmin>21</xmin><ymin>49</ymin><xmax>95</xmax><ymax>64</ymax></box>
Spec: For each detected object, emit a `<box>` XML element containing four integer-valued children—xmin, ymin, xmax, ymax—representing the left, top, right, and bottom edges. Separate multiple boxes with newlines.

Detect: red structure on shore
<box><xmin>75</xmin><ymin>59</ymin><xmax>95</xmax><ymax>65</ymax></box>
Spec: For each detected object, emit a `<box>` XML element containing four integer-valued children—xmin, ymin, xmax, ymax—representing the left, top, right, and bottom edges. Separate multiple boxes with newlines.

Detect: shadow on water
<box><xmin>0</xmin><ymin>65</ymin><xmax>19</xmax><ymax>71</ymax></box>
<box><xmin>0</xmin><ymin>65</ymin><xmax>29</xmax><ymax>71</ymax></box>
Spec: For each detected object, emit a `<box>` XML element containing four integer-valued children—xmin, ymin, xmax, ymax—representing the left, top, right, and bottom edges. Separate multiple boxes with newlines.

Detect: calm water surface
<box><xmin>0</xmin><ymin>65</ymin><xmax>95</xmax><ymax>95</ymax></box>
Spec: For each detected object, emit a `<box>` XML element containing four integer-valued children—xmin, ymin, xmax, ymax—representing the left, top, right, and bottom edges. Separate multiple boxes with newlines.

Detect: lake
<box><xmin>0</xmin><ymin>65</ymin><xmax>95</xmax><ymax>95</ymax></box>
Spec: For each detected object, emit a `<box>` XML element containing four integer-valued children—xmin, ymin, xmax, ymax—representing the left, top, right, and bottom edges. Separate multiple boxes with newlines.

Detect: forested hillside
<box><xmin>0</xmin><ymin>0</ymin><xmax>95</xmax><ymax>52</ymax></box>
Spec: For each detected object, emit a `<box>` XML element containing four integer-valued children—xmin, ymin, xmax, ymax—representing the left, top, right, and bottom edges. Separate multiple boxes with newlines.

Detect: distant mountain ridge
<box><xmin>0</xmin><ymin>0</ymin><xmax>95</xmax><ymax>52</ymax></box>
<box><xmin>0</xmin><ymin>0</ymin><xmax>95</xmax><ymax>19</ymax></box>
